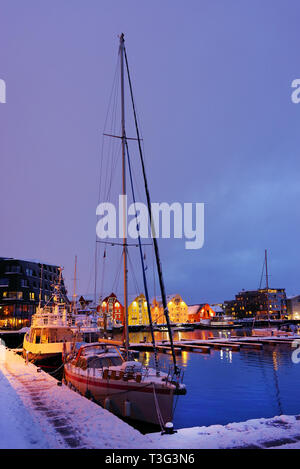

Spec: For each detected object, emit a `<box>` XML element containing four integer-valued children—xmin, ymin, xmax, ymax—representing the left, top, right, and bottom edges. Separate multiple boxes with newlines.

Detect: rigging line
<box><xmin>97</xmin><ymin>53</ymin><xmax>120</xmax><ymax>205</ymax></box>
<box><xmin>112</xmin><ymin>251</ymin><xmax>123</xmax><ymax>293</ymax></box>
<box><xmin>124</xmin><ymin>46</ymin><xmax>178</xmax><ymax>375</ymax></box>
<box><xmin>103</xmin><ymin>91</ymin><xmax>120</xmax><ymax>203</ymax></box>
<box><xmin>104</xmin><ymin>141</ymin><xmax>123</xmax><ymax>203</ymax></box>
<box><xmin>127</xmin><ymin>249</ymin><xmax>141</xmax><ymax>294</ymax></box>
<box><xmin>101</xmin><ymin>68</ymin><xmax>120</xmax><ymax>205</ymax></box>
<box><xmin>99</xmin><ymin>247</ymin><xmax>107</xmax><ymax>302</ymax></box>
<box><xmin>259</xmin><ymin>257</ymin><xmax>265</xmax><ymax>290</ymax></box>
<box><xmin>96</xmin><ymin>240</ymin><xmax>153</xmax><ymax>247</ymax></box>
<box><xmin>96</xmin><ymin>57</ymin><xmax>120</xmax><ymax>303</ymax></box>
<box><xmin>125</xmin><ymin>140</ymin><xmax>159</xmax><ymax>375</ymax></box>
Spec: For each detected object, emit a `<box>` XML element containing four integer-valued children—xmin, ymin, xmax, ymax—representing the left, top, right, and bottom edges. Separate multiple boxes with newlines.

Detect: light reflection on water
<box><xmin>118</xmin><ymin>328</ymin><xmax>300</xmax><ymax>429</ymax></box>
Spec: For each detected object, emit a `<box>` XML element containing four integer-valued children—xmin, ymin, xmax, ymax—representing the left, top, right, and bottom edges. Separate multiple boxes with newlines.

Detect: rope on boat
<box><xmin>46</xmin><ymin>362</ymin><xmax>65</xmax><ymax>376</ymax></box>
<box><xmin>152</xmin><ymin>383</ymin><xmax>165</xmax><ymax>432</ymax></box>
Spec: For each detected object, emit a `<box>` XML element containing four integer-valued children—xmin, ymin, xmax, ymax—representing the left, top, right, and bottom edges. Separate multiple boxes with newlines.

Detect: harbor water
<box><xmin>123</xmin><ymin>328</ymin><xmax>300</xmax><ymax>429</ymax></box>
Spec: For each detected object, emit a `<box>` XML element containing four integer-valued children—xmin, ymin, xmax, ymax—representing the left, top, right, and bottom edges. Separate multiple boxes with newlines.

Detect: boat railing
<box><xmin>31</xmin><ymin>306</ymin><xmax>71</xmax><ymax>327</ymax></box>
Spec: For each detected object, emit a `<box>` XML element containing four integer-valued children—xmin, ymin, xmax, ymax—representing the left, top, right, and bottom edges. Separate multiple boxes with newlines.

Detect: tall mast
<box><xmin>123</xmin><ymin>46</ymin><xmax>179</xmax><ymax>374</ymax></box>
<box><xmin>119</xmin><ymin>33</ymin><xmax>129</xmax><ymax>357</ymax></box>
<box><xmin>265</xmin><ymin>249</ymin><xmax>270</xmax><ymax>323</ymax></box>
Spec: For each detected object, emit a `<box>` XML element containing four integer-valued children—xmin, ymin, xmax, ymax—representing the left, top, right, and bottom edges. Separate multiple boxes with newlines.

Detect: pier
<box><xmin>129</xmin><ymin>334</ymin><xmax>299</xmax><ymax>355</ymax></box>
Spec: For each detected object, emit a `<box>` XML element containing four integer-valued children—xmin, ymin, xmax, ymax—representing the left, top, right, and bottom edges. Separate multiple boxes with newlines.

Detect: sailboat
<box><xmin>252</xmin><ymin>250</ymin><xmax>278</xmax><ymax>337</ymax></box>
<box><xmin>64</xmin><ymin>34</ymin><xmax>186</xmax><ymax>428</ymax></box>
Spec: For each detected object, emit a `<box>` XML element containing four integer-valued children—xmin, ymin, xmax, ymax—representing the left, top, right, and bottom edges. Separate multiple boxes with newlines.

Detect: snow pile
<box><xmin>150</xmin><ymin>414</ymin><xmax>300</xmax><ymax>449</ymax></box>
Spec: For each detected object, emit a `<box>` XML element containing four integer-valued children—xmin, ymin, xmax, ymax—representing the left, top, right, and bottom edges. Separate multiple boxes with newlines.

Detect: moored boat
<box><xmin>64</xmin><ymin>341</ymin><xmax>185</xmax><ymax>426</ymax></box>
<box><xmin>23</xmin><ymin>270</ymin><xmax>81</xmax><ymax>363</ymax></box>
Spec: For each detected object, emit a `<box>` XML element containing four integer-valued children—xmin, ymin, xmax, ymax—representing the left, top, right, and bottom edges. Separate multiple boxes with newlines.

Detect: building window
<box><xmin>26</xmin><ymin>268</ymin><xmax>33</xmax><ymax>276</ymax></box>
<box><xmin>2</xmin><ymin>291</ymin><xmax>23</xmax><ymax>299</ymax></box>
<box><xmin>0</xmin><ymin>278</ymin><xmax>9</xmax><ymax>287</ymax></box>
<box><xmin>21</xmin><ymin>279</ymin><xmax>28</xmax><ymax>288</ymax></box>
<box><xmin>29</xmin><ymin>292</ymin><xmax>35</xmax><ymax>301</ymax></box>
<box><xmin>6</xmin><ymin>265</ymin><xmax>21</xmax><ymax>274</ymax></box>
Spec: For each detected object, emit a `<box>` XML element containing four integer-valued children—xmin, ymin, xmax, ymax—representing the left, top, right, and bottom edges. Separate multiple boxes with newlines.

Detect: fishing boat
<box><xmin>23</xmin><ymin>269</ymin><xmax>81</xmax><ymax>363</ymax></box>
<box><xmin>64</xmin><ymin>33</ymin><xmax>186</xmax><ymax>428</ymax></box>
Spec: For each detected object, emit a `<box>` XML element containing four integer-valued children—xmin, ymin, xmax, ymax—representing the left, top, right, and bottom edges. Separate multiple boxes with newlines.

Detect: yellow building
<box><xmin>151</xmin><ymin>294</ymin><xmax>189</xmax><ymax>325</ymax></box>
<box><xmin>128</xmin><ymin>294</ymin><xmax>150</xmax><ymax>326</ymax></box>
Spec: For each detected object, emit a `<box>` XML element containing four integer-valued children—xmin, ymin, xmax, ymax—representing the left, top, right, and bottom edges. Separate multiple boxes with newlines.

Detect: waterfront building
<box><xmin>0</xmin><ymin>257</ymin><xmax>68</xmax><ymax>329</ymax></box>
<box><xmin>100</xmin><ymin>293</ymin><xmax>124</xmax><ymax>326</ymax></box>
<box><xmin>128</xmin><ymin>294</ymin><xmax>149</xmax><ymax>326</ymax></box>
<box><xmin>151</xmin><ymin>294</ymin><xmax>189</xmax><ymax>324</ymax></box>
<box><xmin>287</xmin><ymin>295</ymin><xmax>300</xmax><ymax>320</ymax></box>
<box><xmin>224</xmin><ymin>288</ymin><xmax>287</xmax><ymax>319</ymax></box>
<box><xmin>188</xmin><ymin>304</ymin><xmax>216</xmax><ymax>323</ymax></box>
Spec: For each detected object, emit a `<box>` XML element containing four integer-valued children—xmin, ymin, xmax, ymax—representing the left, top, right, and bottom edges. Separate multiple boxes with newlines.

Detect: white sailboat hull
<box><xmin>64</xmin><ymin>364</ymin><xmax>175</xmax><ymax>426</ymax></box>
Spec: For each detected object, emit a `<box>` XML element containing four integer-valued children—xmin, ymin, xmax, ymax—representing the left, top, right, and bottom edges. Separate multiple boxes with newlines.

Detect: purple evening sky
<box><xmin>0</xmin><ymin>0</ymin><xmax>300</xmax><ymax>305</ymax></box>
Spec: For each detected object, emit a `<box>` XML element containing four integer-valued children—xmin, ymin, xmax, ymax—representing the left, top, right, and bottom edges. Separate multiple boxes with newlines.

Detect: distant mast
<box><xmin>265</xmin><ymin>249</ymin><xmax>270</xmax><ymax>324</ymax></box>
<box><xmin>73</xmin><ymin>255</ymin><xmax>78</xmax><ymax>314</ymax></box>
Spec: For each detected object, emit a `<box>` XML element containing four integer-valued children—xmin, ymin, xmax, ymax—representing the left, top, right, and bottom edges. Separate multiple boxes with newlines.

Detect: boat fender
<box><xmin>104</xmin><ymin>397</ymin><xmax>110</xmax><ymax>410</ymax></box>
<box><xmin>124</xmin><ymin>400</ymin><xmax>131</xmax><ymax>417</ymax></box>
<box><xmin>135</xmin><ymin>373</ymin><xmax>142</xmax><ymax>383</ymax></box>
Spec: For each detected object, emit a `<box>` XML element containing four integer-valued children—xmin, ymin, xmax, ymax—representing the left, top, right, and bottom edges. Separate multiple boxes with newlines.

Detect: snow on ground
<box><xmin>150</xmin><ymin>415</ymin><xmax>300</xmax><ymax>449</ymax></box>
<box><xmin>0</xmin><ymin>366</ymin><xmax>51</xmax><ymax>448</ymax></box>
<box><xmin>0</xmin><ymin>345</ymin><xmax>153</xmax><ymax>449</ymax></box>
<box><xmin>0</xmin><ymin>344</ymin><xmax>300</xmax><ymax>449</ymax></box>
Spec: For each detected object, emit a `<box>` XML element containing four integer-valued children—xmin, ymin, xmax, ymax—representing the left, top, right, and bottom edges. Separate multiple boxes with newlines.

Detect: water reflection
<box><xmin>117</xmin><ymin>328</ymin><xmax>300</xmax><ymax>429</ymax></box>
<box><xmin>220</xmin><ymin>349</ymin><xmax>233</xmax><ymax>363</ymax></box>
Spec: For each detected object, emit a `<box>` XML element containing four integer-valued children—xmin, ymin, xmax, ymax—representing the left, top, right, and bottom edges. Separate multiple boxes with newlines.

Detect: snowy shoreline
<box><xmin>0</xmin><ymin>345</ymin><xmax>299</xmax><ymax>449</ymax></box>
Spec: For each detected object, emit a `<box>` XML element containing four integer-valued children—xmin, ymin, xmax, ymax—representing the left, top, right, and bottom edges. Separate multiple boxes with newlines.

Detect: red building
<box><xmin>100</xmin><ymin>293</ymin><xmax>124</xmax><ymax>325</ymax></box>
<box><xmin>188</xmin><ymin>304</ymin><xmax>216</xmax><ymax>323</ymax></box>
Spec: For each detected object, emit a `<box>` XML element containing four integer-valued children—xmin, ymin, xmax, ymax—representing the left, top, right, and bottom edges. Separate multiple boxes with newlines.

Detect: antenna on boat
<box><xmin>72</xmin><ymin>255</ymin><xmax>78</xmax><ymax>315</ymax></box>
<box><xmin>38</xmin><ymin>264</ymin><xmax>44</xmax><ymax>309</ymax></box>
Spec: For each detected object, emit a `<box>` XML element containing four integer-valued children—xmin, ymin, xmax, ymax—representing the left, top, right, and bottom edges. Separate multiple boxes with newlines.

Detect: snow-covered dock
<box><xmin>1</xmin><ymin>344</ymin><xmax>300</xmax><ymax>449</ymax></box>
<box><xmin>0</xmin><ymin>346</ymin><xmax>152</xmax><ymax>449</ymax></box>
<box><xmin>129</xmin><ymin>334</ymin><xmax>300</xmax><ymax>355</ymax></box>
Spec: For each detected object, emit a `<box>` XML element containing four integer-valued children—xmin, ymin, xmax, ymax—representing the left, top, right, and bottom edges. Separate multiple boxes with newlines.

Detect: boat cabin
<box><xmin>26</xmin><ymin>326</ymin><xmax>74</xmax><ymax>344</ymax></box>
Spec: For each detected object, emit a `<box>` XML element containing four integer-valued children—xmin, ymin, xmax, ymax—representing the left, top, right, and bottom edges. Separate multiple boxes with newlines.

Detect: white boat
<box><xmin>23</xmin><ymin>303</ymin><xmax>78</xmax><ymax>363</ymax></box>
<box><xmin>23</xmin><ymin>270</ymin><xmax>81</xmax><ymax>363</ymax></box>
<box><xmin>199</xmin><ymin>317</ymin><xmax>243</xmax><ymax>329</ymax></box>
<box><xmin>64</xmin><ymin>341</ymin><xmax>185</xmax><ymax>426</ymax></box>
